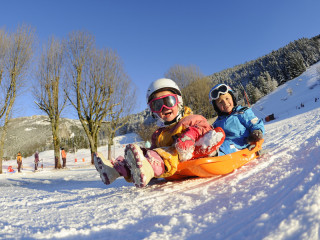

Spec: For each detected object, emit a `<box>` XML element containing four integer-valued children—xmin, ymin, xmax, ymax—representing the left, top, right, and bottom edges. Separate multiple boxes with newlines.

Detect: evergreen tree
<box><xmin>246</xmin><ymin>82</ymin><xmax>263</xmax><ymax>104</ymax></box>
<box><xmin>257</xmin><ymin>74</ymin><xmax>268</xmax><ymax>95</ymax></box>
<box><xmin>286</xmin><ymin>51</ymin><xmax>306</xmax><ymax>79</ymax></box>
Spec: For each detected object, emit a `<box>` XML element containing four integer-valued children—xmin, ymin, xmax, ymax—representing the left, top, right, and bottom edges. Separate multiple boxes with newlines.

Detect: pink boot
<box><xmin>145</xmin><ymin>150</ymin><xmax>165</xmax><ymax>177</ymax></box>
<box><xmin>113</xmin><ymin>156</ymin><xmax>131</xmax><ymax>180</ymax></box>
<box><xmin>125</xmin><ymin>144</ymin><xmax>164</xmax><ymax>187</ymax></box>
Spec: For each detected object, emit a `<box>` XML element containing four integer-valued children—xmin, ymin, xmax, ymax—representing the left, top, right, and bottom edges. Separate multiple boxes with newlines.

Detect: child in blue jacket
<box><xmin>209</xmin><ymin>84</ymin><xmax>265</xmax><ymax>155</ymax></box>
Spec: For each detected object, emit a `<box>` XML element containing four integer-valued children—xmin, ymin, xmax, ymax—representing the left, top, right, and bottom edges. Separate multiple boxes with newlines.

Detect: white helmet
<box><xmin>146</xmin><ymin>78</ymin><xmax>184</xmax><ymax>126</ymax></box>
<box><xmin>146</xmin><ymin>78</ymin><xmax>182</xmax><ymax>103</ymax></box>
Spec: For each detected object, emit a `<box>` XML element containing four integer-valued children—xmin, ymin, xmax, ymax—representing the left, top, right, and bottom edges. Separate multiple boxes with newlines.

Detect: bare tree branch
<box><xmin>65</xmin><ymin>31</ymin><xmax>127</xmax><ymax>163</ymax></box>
<box><xmin>106</xmin><ymin>74</ymin><xmax>137</xmax><ymax>159</ymax></box>
<box><xmin>0</xmin><ymin>24</ymin><xmax>34</xmax><ymax>174</ymax></box>
<box><xmin>33</xmin><ymin>36</ymin><xmax>67</xmax><ymax>169</ymax></box>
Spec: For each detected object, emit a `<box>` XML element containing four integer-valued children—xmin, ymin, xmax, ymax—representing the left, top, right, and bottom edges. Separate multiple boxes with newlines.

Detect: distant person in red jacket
<box><xmin>61</xmin><ymin>148</ymin><xmax>67</xmax><ymax>168</ymax></box>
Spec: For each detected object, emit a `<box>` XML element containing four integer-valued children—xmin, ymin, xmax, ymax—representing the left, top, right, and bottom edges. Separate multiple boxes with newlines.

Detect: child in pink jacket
<box><xmin>95</xmin><ymin>78</ymin><xmax>225</xmax><ymax>187</ymax></box>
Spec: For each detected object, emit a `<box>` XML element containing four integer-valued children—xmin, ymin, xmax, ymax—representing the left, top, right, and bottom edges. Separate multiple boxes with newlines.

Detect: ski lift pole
<box><xmin>238</xmin><ymin>82</ymin><xmax>251</xmax><ymax>107</ymax></box>
<box><xmin>238</xmin><ymin>82</ymin><xmax>268</xmax><ymax>118</ymax></box>
<box><xmin>243</xmin><ymin>90</ymin><xmax>251</xmax><ymax>107</ymax></box>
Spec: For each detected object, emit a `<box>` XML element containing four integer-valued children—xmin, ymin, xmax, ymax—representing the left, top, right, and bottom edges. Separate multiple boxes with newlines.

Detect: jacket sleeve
<box><xmin>178</xmin><ymin>115</ymin><xmax>213</xmax><ymax>140</ymax></box>
<box><xmin>150</xmin><ymin>128</ymin><xmax>161</xmax><ymax>149</ymax></box>
<box><xmin>239</xmin><ymin>108</ymin><xmax>265</xmax><ymax>134</ymax></box>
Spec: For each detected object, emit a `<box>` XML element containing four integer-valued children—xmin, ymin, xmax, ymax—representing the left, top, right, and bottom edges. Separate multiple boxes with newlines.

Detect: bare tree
<box><xmin>0</xmin><ymin>29</ymin><xmax>8</xmax><ymax>84</ymax></box>
<box><xmin>33</xmin><ymin>37</ymin><xmax>67</xmax><ymax>169</ymax></box>
<box><xmin>183</xmin><ymin>76</ymin><xmax>213</xmax><ymax>118</ymax></box>
<box><xmin>165</xmin><ymin>65</ymin><xmax>213</xmax><ymax>118</ymax></box>
<box><xmin>165</xmin><ymin>64</ymin><xmax>203</xmax><ymax>89</ymax></box>
<box><xmin>65</xmin><ymin>31</ymin><xmax>121</xmax><ymax>164</ymax></box>
<box><xmin>287</xmin><ymin>88</ymin><xmax>293</xmax><ymax>96</ymax></box>
<box><xmin>135</xmin><ymin>122</ymin><xmax>158</xmax><ymax>143</ymax></box>
<box><xmin>106</xmin><ymin>77</ymin><xmax>137</xmax><ymax>159</ymax></box>
<box><xmin>0</xmin><ymin>25</ymin><xmax>34</xmax><ymax>174</ymax></box>
<box><xmin>0</xmin><ymin>29</ymin><xmax>9</xmax><ymax>174</ymax></box>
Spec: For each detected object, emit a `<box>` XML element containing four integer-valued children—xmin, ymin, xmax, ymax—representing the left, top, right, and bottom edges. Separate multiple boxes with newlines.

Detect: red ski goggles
<box><xmin>148</xmin><ymin>94</ymin><xmax>179</xmax><ymax>113</ymax></box>
<box><xmin>209</xmin><ymin>84</ymin><xmax>232</xmax><ymax>101</ymax></box>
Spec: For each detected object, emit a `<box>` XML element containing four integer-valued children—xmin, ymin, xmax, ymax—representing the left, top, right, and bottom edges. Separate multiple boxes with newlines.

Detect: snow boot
<box><xmin>193</xmin><ymin>127</ymin><xmax>226</xmax><ymax>159</ymax></box>
<box><xmin>94</xmin><ymin>152</ymin><xmax>121</xmax><ymax>185</ymax></box>
<box><xmin>145</xmin><ymin>150</ymin><xmax>165</xmax><ymax>177</ymax></box>
<box><xmin>124</xmin><ymin>144</ymin><xmax>155</xmax><ymax>188</ymax></box>
<box><xmin>113</xmin><ymin>156</ymin><xmax>132</xmax><ymax>182</ymax></box>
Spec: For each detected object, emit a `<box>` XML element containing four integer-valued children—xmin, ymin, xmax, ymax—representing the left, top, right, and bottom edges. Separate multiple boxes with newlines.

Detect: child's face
<box><xmin>215</xmin><ymin>92</ymin><xmax>234</xmax><ymax>113</ymax></box>
<box><xmin>153</xmin><ymin>90</ymin><xmax>179</xmax><ymax>122</ymax></box>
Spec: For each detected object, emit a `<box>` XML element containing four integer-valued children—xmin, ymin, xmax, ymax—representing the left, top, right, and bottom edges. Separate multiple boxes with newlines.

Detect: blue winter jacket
<box><xmin>213</xmin><ymin>105</ymin><xmax>265</xmax><ymax>155</ymax></box>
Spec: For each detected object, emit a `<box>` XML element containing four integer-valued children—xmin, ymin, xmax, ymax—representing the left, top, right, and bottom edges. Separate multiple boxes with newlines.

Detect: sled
<box><xmin>165</xmin><ymin>139</ymin><xmax>264</xmax><ymax>181</ymax></box>
<box><xmin>7</xmin><ymin>166</ymin><xmax>16</xmax><ymax>173</ymax></box>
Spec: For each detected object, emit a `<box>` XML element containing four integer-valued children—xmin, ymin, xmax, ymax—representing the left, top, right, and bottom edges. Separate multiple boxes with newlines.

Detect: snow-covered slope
<box><xmin>1</xmin><ymin>62</ymin><xmax>320</xmax><ymax>240</ymax></box>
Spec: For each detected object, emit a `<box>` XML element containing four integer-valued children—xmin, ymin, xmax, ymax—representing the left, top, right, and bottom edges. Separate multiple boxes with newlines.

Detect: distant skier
<box><xmin>94</xmin><ymin>78</ymin><xmax>225</xmax><ymax>187</ymax></box>
<box><xmin>61</xmin><ymin>148</ymin><xmax>67</xmax><ymax>168</ymax></box>
<box><xmin>17</xmin><ymin>152</ymin><xmax>22</xmax><ymax>173</ymax></box>
<box><xmin>209</xmin><ymin>84</ymin><xmax>265</xmax><ymax>155</ymax></box>
<box><xmin>34</xmin><ymin>151</ymin><xmax>39</xmax><ymax>171</ymax></box>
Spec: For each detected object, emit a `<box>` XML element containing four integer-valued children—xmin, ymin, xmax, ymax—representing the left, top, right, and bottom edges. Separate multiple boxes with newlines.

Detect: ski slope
<box><xmin>1</xmin><ymin>62</ymin><xmax>320</xmax><ymax>240</ymax></box>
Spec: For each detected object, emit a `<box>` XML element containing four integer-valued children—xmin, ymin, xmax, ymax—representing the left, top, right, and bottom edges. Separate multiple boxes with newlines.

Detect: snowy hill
<box><xmin>1</xmin><ymin>62</ymin><xmax>320</xmax><ymax>240</ymax></box>
<box><xmin>253</xmin><ymin>61</ymin><xmax>320</xmax><ymax>121</ymax></box>
<box><xmin>3</xmin><ymin>108</ymin><xmax>153</xmax><ymax>160</ymax></box>
<box><xmin>3</xmin><ymin>115</ymin><xmax>85</xmax><ymax>159</ymax></box>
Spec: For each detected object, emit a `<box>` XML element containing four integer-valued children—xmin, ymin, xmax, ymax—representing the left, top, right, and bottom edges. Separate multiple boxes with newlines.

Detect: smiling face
<box><xmin>215</xmin><ymin>92</ymin><xmax>234</xmax><ymax>113</ymax></box>
<box><xmin>153</xmin><ymin>90</ymin><xmax>179</xmax><ymax>122</ymax></box>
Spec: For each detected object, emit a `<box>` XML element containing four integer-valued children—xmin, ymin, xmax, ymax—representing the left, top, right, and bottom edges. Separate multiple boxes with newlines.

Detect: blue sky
<box><xmin>1</xmin><ymin>0</ymin><xmax>320</xmax><ymax>118</ymax></box>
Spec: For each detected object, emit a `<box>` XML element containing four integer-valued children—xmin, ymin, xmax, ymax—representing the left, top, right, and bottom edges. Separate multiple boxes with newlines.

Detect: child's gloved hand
<box><xmin>175</xmin><ymin>136</ymin><xmax>195</xmax><ymax>161</ymax></box>
<box><xmin>175</xmin><ymin>127</ymin><xmax>200</xmax><ymax>161</ymax></box>
<box><xmin>248</xmin><ymin>130</ymin><xmax>263</xmax><ymax>143</ymax></box>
